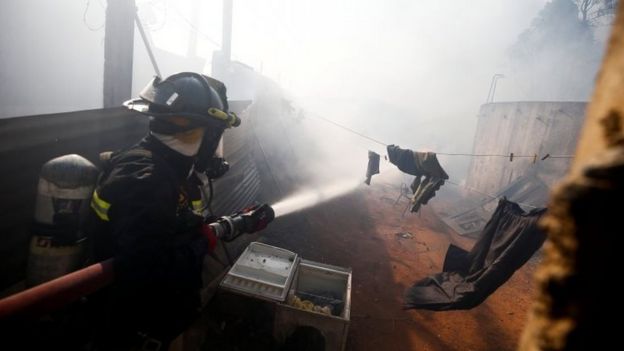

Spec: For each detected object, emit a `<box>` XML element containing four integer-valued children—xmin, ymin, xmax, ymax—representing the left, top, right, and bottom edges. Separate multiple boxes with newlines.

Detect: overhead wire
<box><xmin>307</xmin><ymin>112</ymin><xmax>573</xmax><ymax>159</ymax></box>
<box><xmin>171</xmin><ymin>5</ymin><xmax>221</xmax><ymax>48</ymax></box>
<box><xmin>82</xmin><ymin>0</ymin><xmax>105</xmax><ymax>32</ymax></box>
<box><xmin>143</xmin><ymin>0</ymin><xmax>169</xmax><ymax>32</ymax></box>
<box><xmin>309</xmin><ymin>113</ymin><xmax>389</xmax><ymax>147</ymax></box>
<box><xmin>304</xmin><ymin>112</ymin><xmax>558</xmax><ymax>209</ymax></box>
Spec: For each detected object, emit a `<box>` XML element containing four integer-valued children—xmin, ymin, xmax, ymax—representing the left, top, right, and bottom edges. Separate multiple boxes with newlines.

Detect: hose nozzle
<box><xmin>209</xmin><ymin>204</ymin><xmax>275</xmax><ymax>242</ymax></box>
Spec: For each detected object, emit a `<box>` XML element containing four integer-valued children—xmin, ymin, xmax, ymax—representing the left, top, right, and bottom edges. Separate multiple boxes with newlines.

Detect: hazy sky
<box><xmin>0</xmin><ymin>0</ymin><xmax>563</xmax><ymax>122</ymax></box>
<box><xmin>144</xmin><ymin>0</ymin><xmax>549</xmax><ymax>106</ymax></box>
<box><xmin>3</xmin><ymin>0</ymin><xmax>605</xmax><ymax>172</ymax></box>
<box><xmin>136</xmin><ymin>0</ymin><xmax>558</xmax><ymax>174</ymax></box>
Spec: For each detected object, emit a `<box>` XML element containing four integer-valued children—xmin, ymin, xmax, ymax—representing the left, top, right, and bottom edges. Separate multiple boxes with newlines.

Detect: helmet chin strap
<box><xmin>151</xmin><ymin>132</ymin><xmax>203</xmax><ymax>157</ymax></box>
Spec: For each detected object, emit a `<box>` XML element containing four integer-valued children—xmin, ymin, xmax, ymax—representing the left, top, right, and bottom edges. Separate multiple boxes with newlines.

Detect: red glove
<box><xmin>200</xmin><ymin>223</ymin><xmax>218</xmax><ymax>252</ymax></box>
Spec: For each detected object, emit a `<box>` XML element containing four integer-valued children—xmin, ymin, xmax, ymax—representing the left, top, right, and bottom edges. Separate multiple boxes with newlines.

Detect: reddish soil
<box><xmin>264</xmin><ymin>178</ymin><xmax>538</xmax><ymax>351</ymax></box>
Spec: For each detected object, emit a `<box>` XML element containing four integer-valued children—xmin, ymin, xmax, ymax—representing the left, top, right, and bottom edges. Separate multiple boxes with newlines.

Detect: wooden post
<box><xmin>103</xmin><ymin>0</ymin><xmax>136</xmax><ymax>108</ymax></box>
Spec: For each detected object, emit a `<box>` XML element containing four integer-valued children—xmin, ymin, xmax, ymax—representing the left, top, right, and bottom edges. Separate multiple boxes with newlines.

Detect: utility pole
<box><xmin>103</xmin><ymin>0</ymin><xmax>136</xmax><ymax>108</ymax></box>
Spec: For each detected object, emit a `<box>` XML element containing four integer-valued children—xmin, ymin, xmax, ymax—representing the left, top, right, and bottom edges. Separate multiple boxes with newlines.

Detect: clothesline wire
<box><xmin>310</xmin><ymin>113</ymin><xmax>389</xmax><ymax>147</ymax></box>
<box><xmin>305</xmin><ymin>113</ymin><xmax>544</xmax><ymax>209</ymax></box>
<box><xmin>304</xmin><ymin>114</ymin><xmax>544</xmax><ymax>209</ymax></box>
<box><xmin>308</xmin><ymin>113</ymin><xmax>573</xmax><ymax>159</ymax></box>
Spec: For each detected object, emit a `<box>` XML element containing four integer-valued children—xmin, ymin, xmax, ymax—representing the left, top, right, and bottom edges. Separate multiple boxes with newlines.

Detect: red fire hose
<box><xmin>0</xmin><ymin>258</ymin><xmax>115</xmax><ymax>320</ymax></box>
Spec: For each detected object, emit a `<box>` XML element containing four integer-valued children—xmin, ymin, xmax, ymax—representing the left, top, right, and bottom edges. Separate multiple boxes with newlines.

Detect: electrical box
<box><xmin>220</xmin><ymin>242</ymin><xmax>352</xmax><ymax>351</ymax></box>
<box><xmin>220</xmin><ymin>242</ymin><xmax>299</xmax><ymax>302</ymax></box>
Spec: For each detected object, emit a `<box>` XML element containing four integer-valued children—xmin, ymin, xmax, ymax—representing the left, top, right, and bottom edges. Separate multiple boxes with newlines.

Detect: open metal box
<box><xmin>274</xmin><ymin>259</ymin><xmax>352</xmax><ymax>351</ymax></box>
<box><xmin>219</xmin><ymin>242</ymin><xmax>352</xmax><ymax>351</ymax></box>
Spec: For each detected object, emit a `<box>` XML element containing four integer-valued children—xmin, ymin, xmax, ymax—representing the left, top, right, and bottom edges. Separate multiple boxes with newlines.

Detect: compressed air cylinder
<box><xmin>26</xmin><ymin>154</ymin><xmax>99</xmax><ymax>287</ymax></box>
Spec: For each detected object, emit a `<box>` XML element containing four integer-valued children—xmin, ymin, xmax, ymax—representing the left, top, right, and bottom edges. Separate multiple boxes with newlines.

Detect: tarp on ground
<box><xmin>405</xmin><ymin>198</ymin><xmax>546</xmax><ymax>310</ymax></box>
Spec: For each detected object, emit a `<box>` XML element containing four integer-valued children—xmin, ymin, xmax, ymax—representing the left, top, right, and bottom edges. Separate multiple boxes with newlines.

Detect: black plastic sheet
<box><xmin>405</xmin><ymin>199</ymin><xmax>546</xmax><ymax>310</ymax></box>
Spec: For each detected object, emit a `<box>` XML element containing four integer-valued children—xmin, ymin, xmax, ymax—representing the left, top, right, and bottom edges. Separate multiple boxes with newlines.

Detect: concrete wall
<box><xmin>466</xmin><ymin>101</ymin><xmax>586</xmax><ymax>199</ymax></box>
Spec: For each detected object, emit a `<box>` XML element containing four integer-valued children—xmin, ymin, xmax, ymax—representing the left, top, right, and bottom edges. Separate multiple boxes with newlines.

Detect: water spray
<box><xmin>272</xmin><ymin>179</ymin><xmax>362</xmax><ymax>218</ymax></box>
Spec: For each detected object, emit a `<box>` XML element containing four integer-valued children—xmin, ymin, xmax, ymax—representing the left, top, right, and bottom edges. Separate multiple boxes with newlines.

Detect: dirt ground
<box><xmin>262</xmin><ymin>176</ymin><xmax>539</xmax><ymax>351</ymax></box>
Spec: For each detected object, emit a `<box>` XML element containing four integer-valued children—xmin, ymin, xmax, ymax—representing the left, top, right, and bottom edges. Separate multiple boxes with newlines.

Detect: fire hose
<box><xmin>0</xmin><ymin>204</ymin><xmax>275</xmax><ymax>320</ymax></box>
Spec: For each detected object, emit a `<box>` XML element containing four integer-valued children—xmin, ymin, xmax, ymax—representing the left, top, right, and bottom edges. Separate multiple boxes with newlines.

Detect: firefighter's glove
<box><xmin>199</xmin><ymin>223</ymin><xmax>218</xmax><ymax>251</ymax></box>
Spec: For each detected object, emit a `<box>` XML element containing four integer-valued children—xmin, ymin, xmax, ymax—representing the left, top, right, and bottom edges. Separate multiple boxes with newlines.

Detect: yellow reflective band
<box><xmin>207</xmin><ymin>107</ymin><xmax>229</xmax><ymax>121</ymax></box>
<box><xmin>90</xmin><ymin>190</ymin><xmax>111</xmax><ymax>221</ymax></box>
<box><xmin>207</xmin><ymin>108</ymin><xmax>240</xmax><ymax>128</ymax></box>
<box><xmin>192</xmin><ymin>200</ymin><xmax>203</xmax><ymax>210</ymax></box>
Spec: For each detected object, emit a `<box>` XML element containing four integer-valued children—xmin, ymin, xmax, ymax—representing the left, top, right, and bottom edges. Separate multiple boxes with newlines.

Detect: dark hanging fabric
<box><xmin>386</xmin><ymin>145</ymin><xmax>449</xmax><ymax>212</ymax></box>
<box><xmin>365</xmin><ymin>151</ymin><xmax>381</xmax><ymax>185</ymax></box>
<box><xmin>404</xmin><ymin>199</ymin><xmax>547</xmax><ymax>310</ymax></box>
<box><xmin>410</xmin><ymin>176</ymin><xmax>445</xmax><ymax>212</ymax></box>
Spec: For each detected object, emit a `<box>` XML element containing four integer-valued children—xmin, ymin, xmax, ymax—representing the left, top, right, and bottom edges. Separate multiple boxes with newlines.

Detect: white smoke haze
<box><xmin>0</xmin><ymin>0</ymin><xmax>613</xmax><ymax>183</ymax></box>
<box><xmin>227</xmin><ymin>0</ymin><xmax>609</xmax><ymax>182</ymax></box>
<box><xmin>272</xmin><ymin>178</ymin><xmax>362</xmax><ymax>218</ymax></box>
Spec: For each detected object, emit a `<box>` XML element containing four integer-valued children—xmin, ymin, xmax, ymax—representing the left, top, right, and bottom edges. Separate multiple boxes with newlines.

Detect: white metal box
<box><xmin>219</xmin><ymin>242</ymin><xmax>300</xmax><ymax>302</ymax></box>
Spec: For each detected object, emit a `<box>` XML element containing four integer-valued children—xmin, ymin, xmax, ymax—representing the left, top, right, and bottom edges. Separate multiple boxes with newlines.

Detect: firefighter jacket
<box><xmin>87</xmin><ymin>134</ymin><xmax>209</xmax><ymax>344</ymax></box>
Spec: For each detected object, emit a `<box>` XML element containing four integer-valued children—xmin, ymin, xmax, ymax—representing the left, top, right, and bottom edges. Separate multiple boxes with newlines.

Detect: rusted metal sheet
<box><xmin>441</xmin><ymin>175</ymin><xmax>549</xmax><ymax>237</ymax></box>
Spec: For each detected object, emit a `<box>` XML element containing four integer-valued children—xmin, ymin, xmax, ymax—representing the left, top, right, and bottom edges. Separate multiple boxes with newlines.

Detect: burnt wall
<box><xmin>466</xmin><ymin>102</ymin><xmax>586</xmax><ymax>201</ymax></box>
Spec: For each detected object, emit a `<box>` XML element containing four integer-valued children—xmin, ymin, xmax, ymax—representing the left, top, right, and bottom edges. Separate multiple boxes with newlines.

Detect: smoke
<box><xmin>0</xmin><ymin>0</ymin><xmax>106</xmax><ymax>118</ymax></box>
<box><xmin>272</xmin><ymin>178</ymin><xmax>362</xmax><ymax>218</ymax></box>
<box><xmin>501</xmin><ymin>0</ymin><xmax>606</xmax><ymax>101</ymax></box>
<box><xmin>0</xmin><ymin>0</ymin><xmax>612</xmax><ymax>183</ymax></box>
<box><xmin>230</xmin><ymin>0</ymin><xmax>563</xmax><ymax>182</ymax></box>
<box><xmin>230</xmin><ymin>0</ymin><xmax>611</xmax><ymax>184</ymax></box>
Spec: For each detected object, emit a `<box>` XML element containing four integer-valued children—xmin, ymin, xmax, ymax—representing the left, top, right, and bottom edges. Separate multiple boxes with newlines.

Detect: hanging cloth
<box><xmin>365</xmin><ymin>151</ymin><xmax>380</xmax><ymax>185</ymax></box>
<box><xmin>386</xmin><ymin>145</ymin><xmax>449</xmax><ymax>212</ymax></box>
<box><xmin>404</xmin><ymin>199</ymin><xmax>547</xmax><ymax>310</ymax></box>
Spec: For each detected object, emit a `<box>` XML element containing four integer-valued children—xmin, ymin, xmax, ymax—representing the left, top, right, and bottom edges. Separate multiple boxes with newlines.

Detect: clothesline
<box><xmin>309</xmin><ymin>113</ymin><xmax>574</xmax><ymax>160</ymax></box>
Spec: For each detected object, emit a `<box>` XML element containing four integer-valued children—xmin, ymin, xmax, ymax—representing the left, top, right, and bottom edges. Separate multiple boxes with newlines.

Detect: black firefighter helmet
<box><xmin>124</xmin><ymin>72</ymin><xmax>240</xmax><ymax>132</ymax></box>
<box><xmin>124</xmin><ymin>72</ymin><xmax>238</xmax><ymax>177</ymax></box>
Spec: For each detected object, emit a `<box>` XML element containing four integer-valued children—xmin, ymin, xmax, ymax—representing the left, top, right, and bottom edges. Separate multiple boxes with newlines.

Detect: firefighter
<box><xmin>87</xmin><ymin>72</ymin><xmax>240</xmax><ymax>350</ymax></box>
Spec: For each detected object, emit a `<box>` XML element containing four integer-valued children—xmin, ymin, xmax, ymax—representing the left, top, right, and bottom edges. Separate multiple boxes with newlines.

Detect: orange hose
<box><xmin>0</xmin><ymin>258</ymin><xmax>115</xmax><ymax>320</ymax></box>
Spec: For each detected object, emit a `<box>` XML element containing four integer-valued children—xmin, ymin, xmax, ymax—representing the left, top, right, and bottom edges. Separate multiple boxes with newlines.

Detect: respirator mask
<box><xmin>194</xmin><ymin>127</ymin><xmax>230</xmax><ymax>180</ymax></box>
